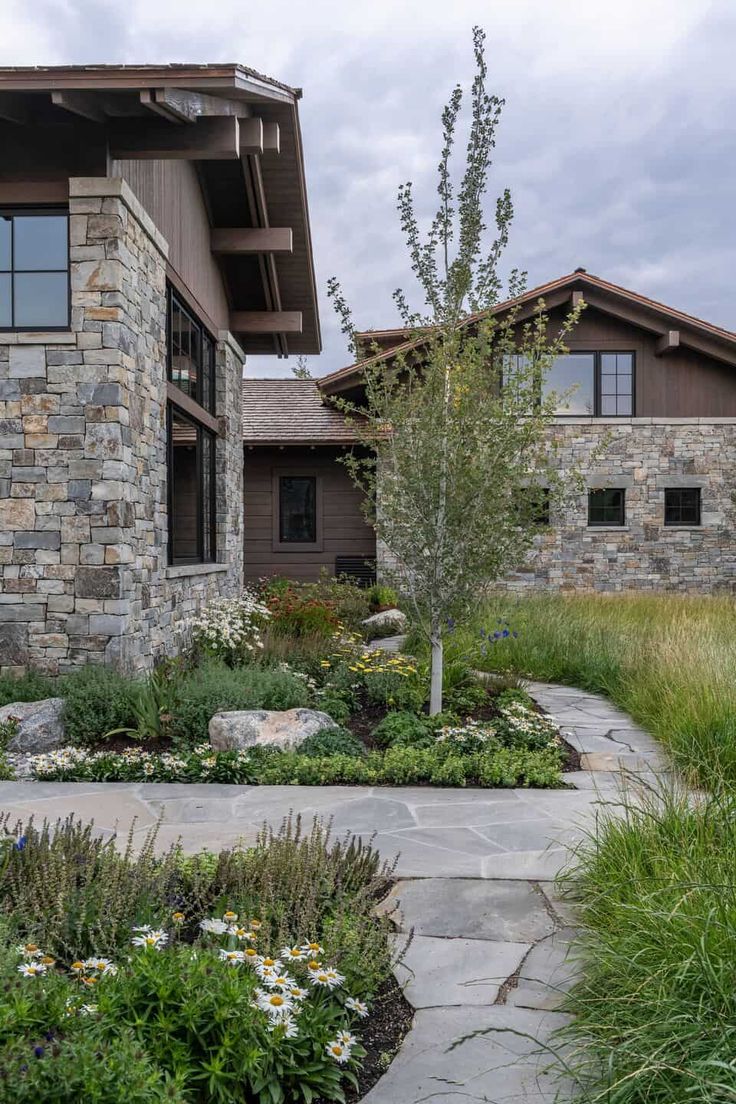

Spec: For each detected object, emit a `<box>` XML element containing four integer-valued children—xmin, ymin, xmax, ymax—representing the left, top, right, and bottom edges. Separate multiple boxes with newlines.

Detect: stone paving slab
<box><xmin>392</xmin><ymin>933</ymin><xmax>531</xmax><ymax>1008</ymax></box>
<box><xmin>362</xmin><ymin>1005</ymin><xmax>572</xmax><ymax>1104</ymax></box>
<box><xmin>506</xmin><ymin>928</ymin><xmax>579</xmax><ymax>1012</ymax></box>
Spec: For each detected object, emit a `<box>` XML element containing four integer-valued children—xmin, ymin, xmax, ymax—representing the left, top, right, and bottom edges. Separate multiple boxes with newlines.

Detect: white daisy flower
<box><xmin>132</xmin><ymin>924</ymin><xmax>152</xmax><ymax>933</ymax></box>
<box><xmin>222</xmin><ymin>911</ymin><xmax>238</xmax><ymax>923</ymax></box>
<box><xmin>79</xmin><ymin>1003</ymin><xmax>98</xmax><ymax>1015</ymax></box>
<box><xmin>301</xmin><ymin>941</ymin><xmax>324</xmax><ymax>957</ymax></box>
<box><xmin>255</xmin><ymin>989</ymin><xmax>295</xmax><ymax>1017</ymax></box>
<box><xmin>131</xmin><ymin>929</ymin><xmax>168</xmax><ymax>951</ymax></box>
<box><xmin>83</xmin><ymin>957</ymin><xmax>117</xmax><ymax>975</ymax></box>
<box><xmin>325</xmin><ymin>1039</ymin><xmax>351</xmax><ymax>1064</ymax></box>
<box><xmin>255</xmin><ymin>956</ymin><xmax>283</xmax><ymax>978</ymax></box>
<box><xmin>265</xmin><ymin>973</ymin><xmax>293</xmax><ymax>991</ymax></box>
<box><xmin>288</xmin><ymin>985</ymin><xmax>308</xmax><ymax>1002</ymax></box>
<box><xmin>281</xmin><ymin>945</ymin><xmax>307</xmax><ymax>962</ymax></box>
<box><xmin>18</xmin><ymin>962</ymin><xmax>47</xmax><ymax>977</ymax></box>
<box><xmin>345</xmin><ymin>996</ymin><xmax>369</xmax><ymax>1018</ymax></box>
<box><xmin>243</xmin><ymin>947</ymin><xmax>260</xmax><ymax>965</ymax></box>
<box><xmin>309</xmin><ymin>966</ymin><xmax>344</xmax><ymax>990</ymax></box>
<box><xmin>16</xmin><ymin>943</ymin><xmax>43</xmax><ymax>959</ymax></box>
<box><xmin>336</xmin><ymin>1029</ymin><xmax>358</xmax><ymax>1048</ymax></box>
<box><xmin>228</xmin><ymin>926</ymin><xmax>255</xmax><ymax>941</ymax></box>
<box><xmin>219</xmin><ymin>949</ymin><xmax>245</xmax><ymax>966</ymax></box>
<box><xmin>199</xmin><ymin>917</ymin><xmax>228</xmax><ymax>935</ymax></box>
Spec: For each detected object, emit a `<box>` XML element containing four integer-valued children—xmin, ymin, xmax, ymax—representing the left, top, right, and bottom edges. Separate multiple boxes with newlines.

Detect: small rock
<box><xmin>209</xmin><ymin>708</ymin><xmax>339</xmax><ymax>752</ymax></box>
<box><xmin>0</xmin><ymin>698</ymin><xmax>66</xmax><ymax>754</ymax></box>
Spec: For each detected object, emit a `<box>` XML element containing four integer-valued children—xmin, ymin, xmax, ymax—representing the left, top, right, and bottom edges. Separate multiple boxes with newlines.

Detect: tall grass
<box><xmin>560</xmin><ymin>785</ymin><xmax>736</xmax><ymax>1103</ymax></box>
<box><xmin>466</xmin><ymin>593</ymin><xmax>736</xmax><ymax>786</ymax></box>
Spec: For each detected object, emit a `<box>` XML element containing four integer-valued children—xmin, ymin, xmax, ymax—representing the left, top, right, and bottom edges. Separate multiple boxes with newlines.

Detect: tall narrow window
<box><xmin>279</xmin><ymin>476</ymin><xmax>317</xmax><ymax>543</ymax></box>
<box><xmin>600</xmin><ymin>353</ymin><xmax>633</xmax><ymax>416</ymax></box>
<box><xmin>588</xmin><ymin>488</ymin><xmax>626</xmax><ymax>527</ymax></box>
<box><xmin>167</xmin><ymin>288</ymin><xmax>218</xmax><ymax>566</ymax></box>
<box><xmin>0</xmin><ymin>209</ymin><xmax>69</xmax><ymax>330</ymax></box>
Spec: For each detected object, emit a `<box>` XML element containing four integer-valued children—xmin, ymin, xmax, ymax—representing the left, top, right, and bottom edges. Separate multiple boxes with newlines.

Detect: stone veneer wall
<box><xmin>504</xmin><ymin>419</ymin><xmax>736</xmax><ymax>592</ymax></box>
<box><xmin>0</xmin><ymin>177</ymin><xmax>243</xmax><ymax>676</ymax></box>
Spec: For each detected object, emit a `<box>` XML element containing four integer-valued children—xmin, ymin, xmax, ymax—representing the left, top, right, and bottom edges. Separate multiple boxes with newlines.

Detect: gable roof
<box><xmin>243</xmin><ymin>379</ymin><xmax>358</xmax><ymax>445</ymax></box>
<box><xmin>320</xmin><ymin>269</ymin><xmax>736</xmax><ymax>393</ymax></box>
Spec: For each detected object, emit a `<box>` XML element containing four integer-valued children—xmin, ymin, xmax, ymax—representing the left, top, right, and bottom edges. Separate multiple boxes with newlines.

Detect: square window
<box><xmin>664</xmin><ymin>488</ymin><xmax>701</xmax><ymax>526</ymax></box>
<box><xmin>544</xmin><ymin>353</ymin><xmax>595</xmax><ymax>414</ymax></box>
<box><xmin>588</xmin><ymin>488</ymin><xmax>626</xmax><ymax>526</ymax></box>
<box><xmin>14</xmin><ymin>272</ymin><xmax>68</xmax><ymax>328</ymax></box>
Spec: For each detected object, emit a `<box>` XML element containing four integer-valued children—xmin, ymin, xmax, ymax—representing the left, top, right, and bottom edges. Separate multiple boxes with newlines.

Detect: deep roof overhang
<box><xmin>0</xmin><ymin>63</ymin><xmax>321</xmax><ymax>357</ymax></box>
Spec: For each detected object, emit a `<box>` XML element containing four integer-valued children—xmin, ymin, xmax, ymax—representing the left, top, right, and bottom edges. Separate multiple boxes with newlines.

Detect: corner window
<box><xmin>588</xmin><ymin>488</ymin><xmax>626</xmax><ymax>527</ymax></box>
<box><xmin>279</xmin><ymin>476</ymin><xmax>317</xmax><ymax>543</ymax></box>
<box><xmin>664</xmin><ymin>488</ymin><xmax>701</xmax><ymax>526</ymax></box>
<box><xmin>0</xmin><ymin>209</ymin><xmax>69</xmax><ymax>330</ymax></box>
<box><xmin>169</xmin><ymin>290</ymin><xmax>216</xmax><ymax>413</ymax></box>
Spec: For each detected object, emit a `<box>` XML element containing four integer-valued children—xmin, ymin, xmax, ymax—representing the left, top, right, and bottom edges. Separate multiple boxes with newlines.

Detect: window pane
<box><xmin>544</xmin><ymin>353</ymin><xmax>595</xmax><ymax>414</ymax></box>
<box><xmin>617</xmin><ymin>395</ymin><xmax>632</xmax><ymax>415</ymax></box>
<box><xmin>665</xmin><ymin>487</ymin><xmax>701</xmax><ymax>526</ymax></box>
<box><xmin>201</xmin><ymin>334</ymin><xmax>215</xmax><ymax>413</ymax></box>
<box><xmin>13</xmin><ymin>272</ymin><xmax>68</xmax><ymax>327</ymax></box>
<box><xmin>280</xmin><ymin>477</ymin><xmax>317</xmax><ymax>543</ymax></box>
<box><xmin>0</xmin><ymin>274</ymin><xmax>10</xmax><ymax>326</ymax></box>
<box><xmin>170</xmin><ymin>411</ymin><xmax>200</xmax><ymax>564</ymax></box>
<box><xmin>0</xmin><ymin>217</ymin><xmax>10</xmax><ymax>270</ymax></box>
<box><xmin>14</xmin><ymin>215</ymin><xmax>68</xmax><ymax>271</ymax></box>
<box><xmin>600</xmin><ymin>396</ymin><xmax>617</xmax><ymax>415</ymax></box>
<box><xmin>600</xmin><ymin>374</ymin><xmax>616</xmax><ymax>396</ymax></box>
<box><xmin>170</xmin><ymin>299</ymin><xmax>199</xmax><ymax>399</ymax></box>
<box><xmin>201</xmin><ymin>430</ymin><xmax>216</xmax><ymax>562</ymax></box>
<box><xmin>589</xmin><ymin>488</ymin><xmax>625</xmax><ymax>526</ymax></box>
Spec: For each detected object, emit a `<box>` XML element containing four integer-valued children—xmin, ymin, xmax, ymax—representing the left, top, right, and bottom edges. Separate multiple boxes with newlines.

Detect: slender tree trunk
<box><xmin>429</xmin><ymin>625</ymin><xmax>443</xmax><ymax>715</ymax></box>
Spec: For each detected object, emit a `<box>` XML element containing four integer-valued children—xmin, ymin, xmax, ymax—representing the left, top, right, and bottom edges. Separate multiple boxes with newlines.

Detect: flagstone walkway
<box><xmin>0</xmin><ymin>682</ymin><xmax>667</xmax><ymax>1103</ymax></box>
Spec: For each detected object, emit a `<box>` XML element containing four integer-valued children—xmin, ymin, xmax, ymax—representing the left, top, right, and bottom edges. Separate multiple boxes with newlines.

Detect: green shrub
<box><xmin>299</xmin><ymin>726</ymin><xmax>364</xmax><ymax>758</ymax></box>
<box><xmin>266</xmin><ymin>589</ymin><xmax>339</xmax><ymax>639</ymax></box>
<box><xmin>0</xmin><ymin>671</ymin><xmax>56</xmax><ymax>709</ymax></box>
<box><xmin>316</xmin><ymin>693</ymin><xmax>353</xmax><ymax>725</ymax></box>
<box><xmin>0</xmin><ymin>718</ymin><xmax>17</xmax><ymax>781</ymax></box>
<box><xmin>367</xmin><ymin>584</ymin><xmax>398</xmax><ymax>612</ymax></box>
<box><xmin>363</xmin><ymin>668</ymin><xmax>426</xmax><ymax>712</ymax></box>
<box><xmin>60</xmin><ymin>666</ymin><xmax>137</xmax><ymax>746</ymax></box>
<box><xmin>169</xmin><ymin>661</ymin><xmax>310</xmax><ymax>745</ymax></box>
<box><xmin>0</xmin><ymin>1026</ymin><xmax>178</xmax><ymax>1104</ymax></box>
<box><xmin>371</xmin><ymin>711</ymin><xmax>433</xmax><ymax>749</ymax></box>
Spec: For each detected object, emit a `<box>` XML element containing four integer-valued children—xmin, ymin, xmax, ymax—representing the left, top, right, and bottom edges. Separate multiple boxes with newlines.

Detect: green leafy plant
<box><xmin>0</xmin><ymin>718</ymin><xmax>17</xmax><ymax>781</ymax></box>
<box><xmin>0</xmin><ymin>671</ymin><xmax>56</xmax><ymax>709</ymax></box>
<box><xmin>299</xmin><ymin>727</ymin><xmax>364</xmax><ymax>759</ymax></box>
<box><xmin>60</xmin><ymin>666</ymin><xmax>137</xmax><ymax>747</ymax></box>
<box><xmin>104</xmin><ymin>663</ymin><xmax>180</xmax><ymax>743</ymax></box>
<box><xmin>367</xmin><ymin>584</ymin><xmax>399</xmax><ymax>612</ymax></box>
<box><xmin>266</xmin><ymin>589</ymin><xmax>340</xmax><ymax>640</ymax></box>
<box><xmin>371</xmin><ymin>711</ymin><xmax>433</xmax><ymax>749</ymax></box>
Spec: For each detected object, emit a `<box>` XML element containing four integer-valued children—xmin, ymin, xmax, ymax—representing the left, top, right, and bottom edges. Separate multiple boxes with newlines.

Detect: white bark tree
<box><xmin>328</xmin><ymin>27</ymin><xmax>583</xmax><ymax>714</ymax></box>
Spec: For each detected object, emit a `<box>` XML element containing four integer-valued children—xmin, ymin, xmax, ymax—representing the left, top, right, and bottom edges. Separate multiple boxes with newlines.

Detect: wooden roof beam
<box><xmin>51</xmin><ymin>90</ymin><xmax>106</xmax><ymax>122</ymax></box>
<box><xmin>109</xmin><ymin>115</ymin><xmax>251</xmax><ymax>160</ymax></box>
<box><xmin>211</xmin><ymin>227</ymin><xmax>292</xmax><ymax>254</ymax></box>
<box><xmin>140</xmin><ymin>87</ymin><xmax>248</xmax><ymax>123</ymax></box>
<box><xmin>230</xmin><ymin>311</ymin><xmax>302</xmax><ymax>334</ymax></box>
<box><xmin>655</xmin><ymin>330</ymin><xmax>680</xmax><ymax>355</ymax></box>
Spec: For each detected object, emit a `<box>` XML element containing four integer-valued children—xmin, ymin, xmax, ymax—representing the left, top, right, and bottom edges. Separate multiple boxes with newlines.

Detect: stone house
<box><xmin>3</xmin><ymin>66</ymin><xmax>736</xmax><ymax>679</ymax></box>
<box><xmin>0</xmin><ymin>64</ymin><xmax>319</xmax><ymax>675</ymax></box>
<box><xmin>244</xmin><ymin>269</ymin><xmax>736</xmax><ymax>593</ymax></box>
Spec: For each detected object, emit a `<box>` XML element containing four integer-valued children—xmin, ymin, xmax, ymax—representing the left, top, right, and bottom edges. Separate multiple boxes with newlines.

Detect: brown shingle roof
<box><xmin>242</xmin><ymin>379</ymin><xmax>358</xmax><ymax>445</ymax></box>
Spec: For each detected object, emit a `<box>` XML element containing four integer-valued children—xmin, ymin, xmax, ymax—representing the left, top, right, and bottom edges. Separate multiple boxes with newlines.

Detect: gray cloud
<box><xmin>1</xmin><ymin>0</ymin><xmax>734</xmax><ymax>376</ymax></box>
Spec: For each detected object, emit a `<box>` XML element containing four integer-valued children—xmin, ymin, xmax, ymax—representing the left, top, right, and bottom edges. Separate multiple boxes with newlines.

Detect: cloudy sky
<box><xmin>2</xmin><ymin>0</ymin><xmax>734</xmax><ymax>377</ymax></box>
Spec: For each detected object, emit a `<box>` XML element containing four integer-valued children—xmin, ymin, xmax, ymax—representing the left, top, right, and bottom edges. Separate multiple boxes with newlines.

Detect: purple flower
<box><xmin>33</xmin><ymin>1047</ymin><xmax>44</xmax><ymax>1059</ymax></box>
<box><xmin>14</xmin><ymin>835</ymin><xmax>27</xmax><ymax>852</ymax></box>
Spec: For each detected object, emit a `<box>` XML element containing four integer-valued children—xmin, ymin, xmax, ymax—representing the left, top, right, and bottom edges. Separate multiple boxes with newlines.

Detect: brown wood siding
<box><xmin>244</xmin><ymin>446</ymin><xmax>376</xmax><ymax>582</ymax></box>
<box><xmin>544</xmin><ymin>305</ymin><xmax>736</xmax><ymax>417</ymax></box>
<box><xmin>111</xmin><ymin>159</ymin><xmax>230</xmax><ymax>330</ymax></box>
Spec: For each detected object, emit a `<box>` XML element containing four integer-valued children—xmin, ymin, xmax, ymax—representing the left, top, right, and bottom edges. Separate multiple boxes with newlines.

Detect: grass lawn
<box><xmin>466</xmin><ymin>592</ymin><xmax>736</xmax><ymax>788</ymax></box>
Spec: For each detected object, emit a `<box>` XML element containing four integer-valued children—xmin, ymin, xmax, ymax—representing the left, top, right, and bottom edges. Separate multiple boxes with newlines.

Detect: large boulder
<box><xmin>363</xmin><ymin>608</ymin><xmax>408</xmax><ymax>638</ymax></box>
<box><xmin>0</xmin><ymin>698</ymin><xmax>65</xmax><ymax>754</ymax></box>
<box><xmin>209</xmin><ymin>708</ymin><xmax>339</xmax><ymax>752</ymax></box>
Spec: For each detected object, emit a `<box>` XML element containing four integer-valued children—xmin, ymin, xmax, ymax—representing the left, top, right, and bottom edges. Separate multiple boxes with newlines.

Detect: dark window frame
<box><xmin>272</xmin><ymin>469</ymin><xmax>324</xmax><ymax>552</ymax></box>
<box><xmin>166</xmin><ymin>285</ymin><xmax>218</xmax><ymax>567</ymax></box>
<box><xmin>167</xmin><ymin>288</ymin><xmax>217</xmax><ymax>414</ymax></box>
<box><xmin>664</xmin><ymin>487</ymin><xmax>702</xmax><ymax>527</ymax></box>
<box><xmin>0</xmin><ymin>206</ymin><xmax>70</xmax><ymax>332</ymax></box>
<box><xmin>588</xmin><ymin>488</ymin><xmax>626</xmax><ymax>527</ymax></box>
<box><xmin>507</xmin><ymin>349</ymin><xmax>636</xmax><ymax>417</ymax></box>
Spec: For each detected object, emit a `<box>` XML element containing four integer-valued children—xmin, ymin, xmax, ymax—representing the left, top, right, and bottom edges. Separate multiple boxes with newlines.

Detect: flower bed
<box><xmin>0</xmin><ymin>812</ymin><xmax>406</xmax><ymax>1103</ymax></box>
<box><xmin>2</xmin><ymin>584</ymin><xmax>571</xmax><ymax>789</ymax></box>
